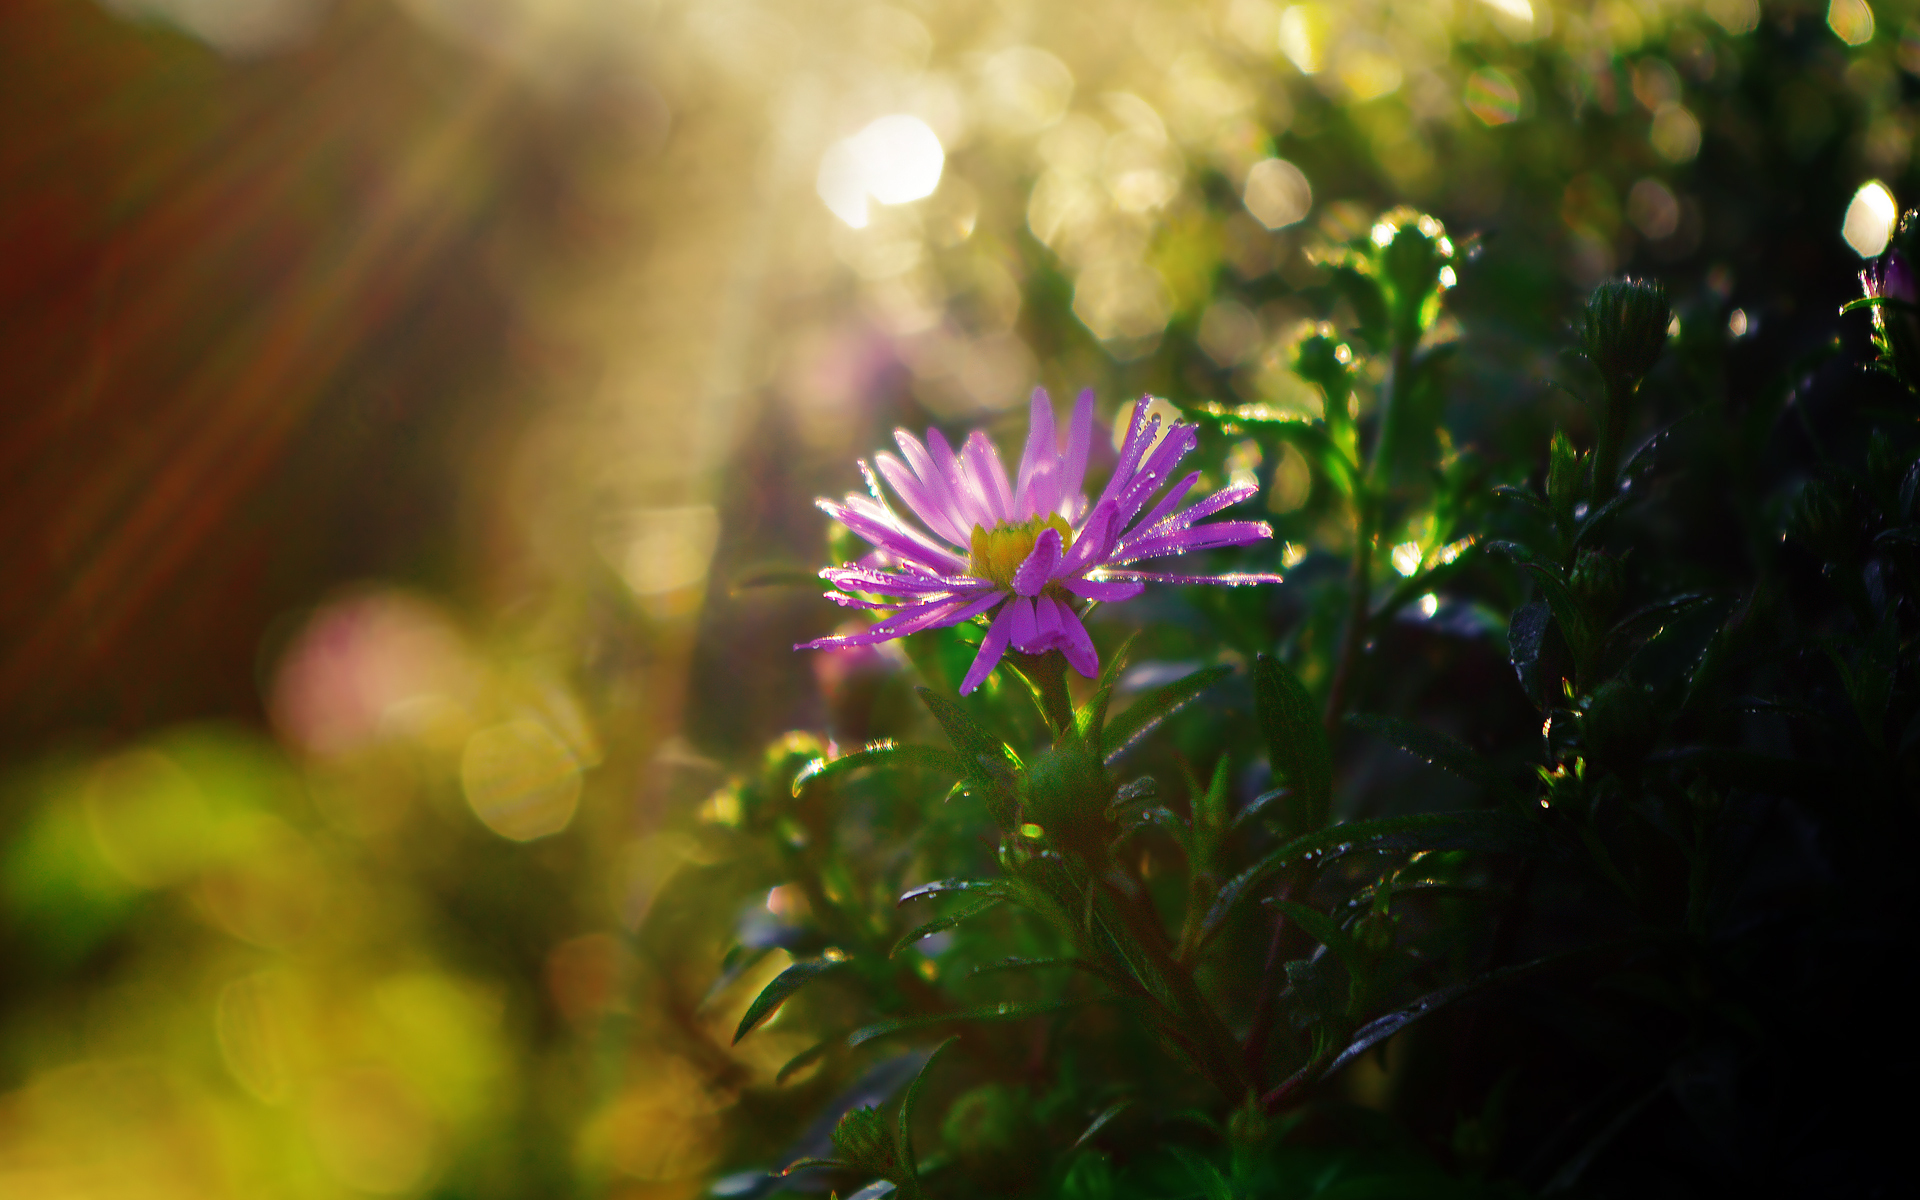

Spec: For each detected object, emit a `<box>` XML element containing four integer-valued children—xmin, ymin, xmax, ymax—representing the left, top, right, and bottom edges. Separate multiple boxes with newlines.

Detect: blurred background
<box><xmin>0</xmin><ymin>0</ymin><xmax>1908</xmax><ymax>1195</ymax></box>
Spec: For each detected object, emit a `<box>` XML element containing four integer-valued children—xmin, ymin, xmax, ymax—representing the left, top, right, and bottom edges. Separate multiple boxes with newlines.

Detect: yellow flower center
<box><xmin>968</xmin><ymin>515</ymin><xmax>1073</xmax><ymax>589</ymax></box>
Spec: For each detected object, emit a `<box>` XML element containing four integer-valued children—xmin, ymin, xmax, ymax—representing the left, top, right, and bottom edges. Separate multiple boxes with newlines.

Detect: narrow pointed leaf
<box><xmin>915</xmin><ymin>687</ymin><xmax>1014</xmax><ymax>781</ymax></box>
<box><xmin>1272</xmin><ymin>900</ymin><xmax>1365</xmax><ymax>979</ymax></box>
<box><xmin>891</xmin><ymin>897</ymin><xmax>1002</xmax><ymax>958</ymax></box>
<box><xmin>968</xmin><ymin>956</ymin><xmax>1071</xmax><ymax>978</ymax></box>
<box><xmin>793</xmin><ymin>742</ymin><xmax>971</xmax><ymax>796</ymax></box>
<box><xmin>846</xmin><ymin>998</ymin><xmax>1085</xmax><ymax>1048</ymax></box>
<box><xmin>1200</xmin><ymin>811</ymin><xmax>1540</xmax><ymax>950</ymax></box>
<box><xmin>735</xmin><ymin>958</ymin><xmax>850</xmax><ymax>1044</ymax></box>
<box><xmin>1347</xmin><ymin>714</ymin><xmax>1502</xmax><ymax>794</ymax></box>
<box><xmin>1076</xmin><ymin>633</ymin><xmax>1137</xmax><ymax>751</ymax></box>
<box><xmin>776</xmin><ymin>1037</ymin><xmax>838</xmax><ymax>1084</ymax></box>
<box><xmin>1071</xmin><ymin>1100</ymin><xmax>1134</xmax><ymax>1152</ymax></box>
<box><xmin>1261</xmin><ymin>942</ymin><xmax>1627</xmax><ymax>1109</ymax></box>
<box><xmin>1508</xmin><ymin>600</ymin><xmax>1552</xmax><ymax>704</ymax></box>
<box><xmin>1253</xmin><ymin>654</ymin><xmax>1332</xmax><ymax>833</ymax></box>
<box><xmin>895</xmin><ymin>1037</ymin><xmax>956</xmax><ymax>1187</ymax></box>
<box><xmin>895</xmin><ymin>879</ymin><xmax>1000</xmax><ymax>906</ymax></box>
<box><xmin>1103</xmin><ymin>664</ymin><xmax>1235</xmax><ymax>763</ymax></box>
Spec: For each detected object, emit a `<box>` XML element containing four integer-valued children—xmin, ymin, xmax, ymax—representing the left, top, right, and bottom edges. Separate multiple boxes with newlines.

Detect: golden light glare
<box><xmin>1649</xmin><ymin>104</ymin><xmax>1702</xmax><ymax>163</ymax></box>
<box><xmin>1843</xmin><ymin>180</ymin><xmax>1898</xmax><ymax>256</ymax></box>
<box><xmin>817</xmin><ymin>114</ymin><xmax>946</xmax><ymax>228</ymax></box>
<box><xmin>1243</xmin><ymin>158</ymin><xmax>1312</xmax><ymax>229</ymax></box>
<box><xmin>460</xmin><ymin>718</ymin><xmax>583</xmax><ymax>842</ymax></box>
<box><xmin>1278</xmin><ymin>5</ymin><xmax>1330</xmax><ymax>74</ymax></box>
<box><xmin>1707</xmin><ymin>0</ymin><xmax>1761</xmax><ymax>35</ymax></box>
<box><xmin>1829</xmin><ymin>0</ymin><xmax>1876</xmax><ymax>47</ymax></box>
<box><xmin>1464</xmin><ymin>68</ymin><xmax>1523</xmax><ymax>126</ymax></box>
<box><xmin>102</xmin><ymin>0</ymin><xmax>324</xmax><ymax>55</ymax></box>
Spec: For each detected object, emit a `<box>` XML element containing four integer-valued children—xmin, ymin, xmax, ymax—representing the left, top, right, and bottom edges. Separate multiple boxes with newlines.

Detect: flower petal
<box><xmin>1111</xmin><ymin>520</ymin><xmax>1275</xmax><ymax>563</ymax></box>
<box><xmin>894</xmin><ymin>431</ymin><xmax>967</xmax><ymax>529</ymax></box>
<box><xmin>1061</xmin><ymin>498</ymin><xmax>1117</xmax><ymax>575</ymax></box>
<box><xmin>876</xmin><ymin>452</ymin><xmax>968</xmax><ymax>546</ymax></box>
<box><xmin>798</xmin><ymin>589</ymin><xmax>1002</xmax><ymax>650</ymax></box>
<box><xmin>1127</xmin><ymin>470</ymin><xmax>1200</xmax><ymax>539</ymax></box>
<box><xmin>1007</xmin><ymin>596</ymin><xmax>1039</xmax><ymax>649</ymax></box>
<box><xmin>820</xmin><ymin>497</ymin><xmax>968</xmax><ymax>573</ymax></box>
<box><xmin>960</xmin><ymin>599</ymin><xmax>1020</xmax><ymax>694</ymax></box>
<box><xmin>1013</xmin><ymin>388</ymin><xmax>1056</xmax><ymax>519</ymax></box>
<box><xmin>1093</xmin><ymin>398</ymin><xmax>1158</xmax><ymax>514</ymax></box>
<box><xmin>1059</xmin><ymin>576</ymin><xmax>1146</xmax><ymax>602</ymax></box>
<box><xmin>1011</xmin><ymin>526</ymin><xmax>1063</xmax><ymax>596</ymax></box>
<box><xmin>1045</xmin><ymin>595</ymin><xmax>1100</xmax><ymax>678</ymax></box>
<box><xmin>1099</xmin><ymin>570</ymin><xmax>1286</xmax><ymax>585</ymax></box>
<box><xmin>928</xmin><ymin>428</ymin><xmax>993</xmax><ymax>532</ymax></box>
<box><xmin>1059</xmin><ymin>389</ymin><xmax>1094</xmax><ymax>514</ymax></box>
<box><xmin>963</xmin><ymin>430</ymin><xmax>1015</xmax><ymax>525</ymax></box>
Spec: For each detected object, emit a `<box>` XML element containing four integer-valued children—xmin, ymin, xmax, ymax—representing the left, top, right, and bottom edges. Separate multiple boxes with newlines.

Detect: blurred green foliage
<box><xmin>5</xmin><ymin>2</ymin><xmax>1920</xmax><ymax>1199</ymax></box>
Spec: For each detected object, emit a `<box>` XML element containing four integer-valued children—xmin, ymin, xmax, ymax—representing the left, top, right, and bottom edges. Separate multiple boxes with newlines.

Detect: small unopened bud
<box><xmin>1546</xmin><ymin>430</ymin><xmax>1583</xmax><ymax>514</ymax></box>
<box><xmin>830</xmin><ymin>1106</ymin><xmax>897</xmax><ymax>1176</ymax></box>
<box><xmin>1859</xmin><ymin>224</ymin><xmax>1920</xmax><ymax>391</ymax></box>
<box><xmin>1582</xmin><ymin>277</ymin><xmax>1671</xmax><ymax>388</ymax></box>
<box><xmin>1375</xmin><ymin>209</ymin><xmax>1453</xmax><ymax>344</ymax></box>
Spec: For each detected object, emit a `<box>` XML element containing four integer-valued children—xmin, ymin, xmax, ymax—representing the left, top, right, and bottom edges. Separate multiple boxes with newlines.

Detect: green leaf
<box><xmin>1570</xmin><ymin>491</ymin><xmax>1634</xmax><ymax>552</ymax></box>
<box><xmin>734</xmin><ymin>957</ymin><xmax>850</xmax><ymax>1044</ymax></box>
<box><xmin>1101</xmin><ymin>664</ymin><xmax>1235</xmax><ymax>764</ymax></box>
<box><xmin>1273</xmin><ymin>899</ymin><xmax>1366</xmax><ymax>980</ymax></box>
<box><xmin>895</xmin><ymin>1036</ymin><xmax>956</xmax><ymax>1188</ymax></box>
<box><xmin>1071</xmin><ymin>1099</ymin><xmax>1133</xmax><ymax>1152</ymax></box>
<box><xmin>775</xmin><ymin>1037</ymin><xmax>837</xmax><ymax>1083</ymax></box>
<box><xmin>895</xmin><ymin>878</ymin><xmax>1000</xmax><ymax>906</ymax></box>
<box><xmin>1002</xmin><ymin>651</ymin><xmax>1076</xmax><ymax>738</ymax></box>
<box><xmin>915</xmin><ymin>688</ymin><xmax>1013</xmax><ymax>782</ymax></box>
<box><xmin>1508</xmin><ymin>600</ymin><xmax>1552</xmax><ymax>706</ymax></box>
<box><xmin>891</xmin><ymin>896</ymin><xmax>1002</xmax><ymax>958</ymax></box>
<box><xmin>1253</xmin><ymin>654</ymin><xmax>1332</xmax><ymax>834</ymax></box>
<box><xmin>968</xmin><ymin>956</ymin><xmax>1071</xmax><ymax>978</ymax></box>
<box><xmin>1075</xmin><ymin>634</ymin><xmax>1137</xmax><ymax>751</ymax></box>
<box><xmin>1199</xmin><ymin>811</ymin><xmax>1539</xmax><ymax>951</ymax></box>
<box><xmin>1491</xmin><ymin>483</ymin><xmax>1551</xmax><ymax>521</ymax></box>
<box><xmin>1261</xmin><ymin>942</ymin><xmax>1628</xmax><ymax>1108</ymax></box>
<box><xmin>846</xmin><ymin>998</ymin><xmax>1084</xmax><ymax>1048</ymax></box>
<box><xmin>792</xmin><ymin>741</ymin><xmax>971</xmax><ymax>796</ymax></box>
<box><xmin>1347</xmin><ymin>714</ymin><xmax>1502</xmax><ymax>794</ymax></box>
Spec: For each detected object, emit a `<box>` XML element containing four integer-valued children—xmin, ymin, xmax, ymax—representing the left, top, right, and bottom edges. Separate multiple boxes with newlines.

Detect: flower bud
<box><xmin>1859</xmin><ymin>223</ymin><xmax>1920</xmax><ymax>391</ymax></box>
<box><xmin>830</xmin><ymin>1106</ymin><xmax>898</xmax><ymax>1177</ymax></box>
<box><xmin>1581</xmin><ymin>277</ymin><xmax>1670</xmax><ymax>388</ymax></box>
<box><xmin>1374</xmin><ymin>208</ymin><xmax>1453</xmax><ymax>344</ymax></box>
<box><xmin>1546</xmin><ymin>430</ymin><xmax>1583</xmax><ymax>516</ymax></box>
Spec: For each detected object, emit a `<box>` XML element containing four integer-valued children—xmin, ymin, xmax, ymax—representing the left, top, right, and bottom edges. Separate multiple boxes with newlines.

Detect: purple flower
<box><xmin>797</xmin><ymin>390</ymin><xmax>1283</xmax><ymax>693</ymax></box>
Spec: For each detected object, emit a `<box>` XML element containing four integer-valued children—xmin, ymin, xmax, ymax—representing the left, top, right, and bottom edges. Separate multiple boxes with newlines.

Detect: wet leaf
<box><xmin>1102</xmin><ymin>664</ymin><xmax>1235</xmax><ymax>764</ymax></box>
<box><xmin>846</xmin><ymin>998</ymin><xmax>1085</xmax><ymax>1048</ymax></box>
<box><xmin>735</xmin><ymin>957</ymin><xmax>851</xmax><ymax>1044</ymax></box>
<box><xmin>1253</xmin><ymin>654</ymin><xmax>1331</xmax><ymax>834</ymax></box>
<box><xmin>792</xmin><ymin>742</ymin><xmax>971</xmax><ymax>796</ymax></box>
